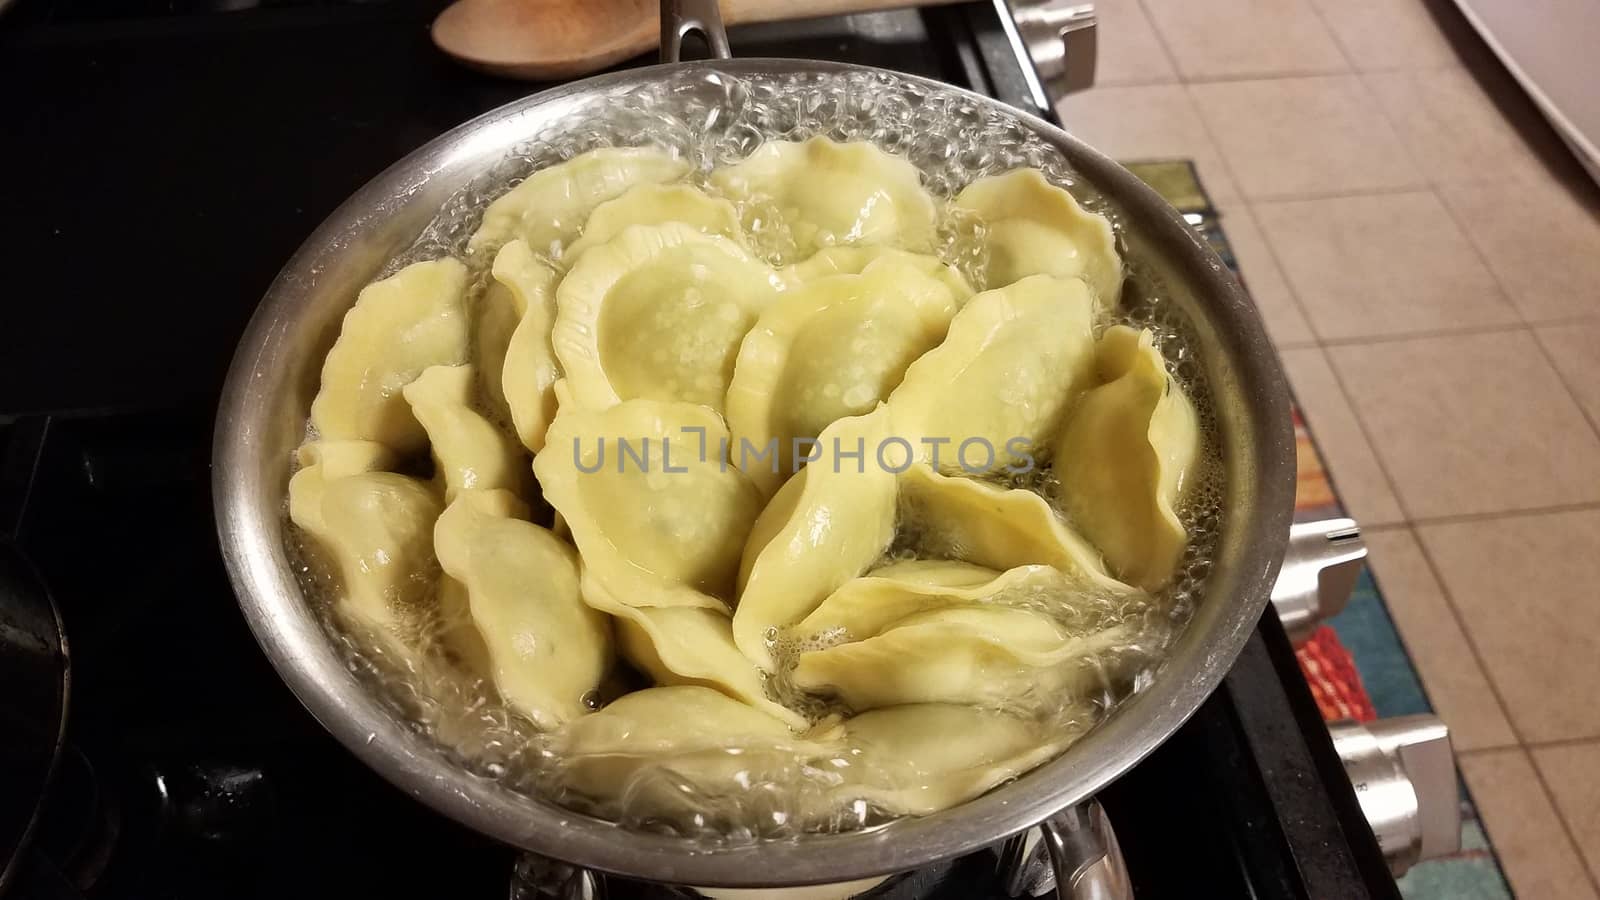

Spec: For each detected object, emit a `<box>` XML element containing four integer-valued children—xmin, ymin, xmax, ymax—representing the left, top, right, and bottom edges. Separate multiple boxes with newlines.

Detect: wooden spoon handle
<box><xmin>722</xmin><ymin>0</ymin><xmax>967</xmax><ymax>25</ymax></box>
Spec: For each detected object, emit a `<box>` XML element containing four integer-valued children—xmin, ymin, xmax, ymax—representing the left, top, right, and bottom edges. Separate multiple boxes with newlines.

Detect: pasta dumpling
<box><xmin>711</xmin><ymin>137</ymin><xmax>939</xmax><ymax>259</ymax></box>
<box><xmin>553</xmin><ymin>223</ymin><xmax>785</xmax><ymax>413</ymax></box>
<box><xmin>402</xmin><ymin>364</ymin><xmax>528</xmax><ymax>502</ymax></box>
<box><xmin>1052</xmin><ymin>325</ymin><xmax>1200</xmax><ymax>591</ymax></box>
<box><xmin>794</xmin><ymin>561</ymin><xmax>1068</xmax><ymax>642</ymax></box>
<box><xmin>886</xmin><ymin>274</ymin><xmax>1097</xmax><ymax>474</ymax></box>
<box><xmin>553</xmin><ymin>686</ymin><xmax>830</xmax><ymax>816</ymax></box>
<box><xmin>288</xmin><ymin>441</ymin><xmax>443</xmax><ymax>652</ymax></box>
<box><xmin>535</xmin><ymin>398</ymin><xmax>762</xmax><ymax>611</ymax></box>
<box><xmin>492</xmin><ymin>240</ymin><xmax>564</xmax><ymax>453</ymax></box>
<box><xmin>565</xmin><ymin>183</ymin><xmax>744</xmax><ymax>263</ymax></box>
<box><xmin>954</xmin><ymin>169</ymin><xmax>1121</xmax><ymax>306</ymax></box>
<box><xmin>725</xmin><ymin>254</ymin><xmax>963</xmax><ymax>496</ymax></box>
<box><xmin>468</xmin><ymin>146</ymin><xmax>690</xmax><ymax>255</ymax></box>
<box><xmin>834</xmin><ymin>704</ymin><xmax>1089</xmax><ymax>816</ymax></box>
<box><xmin>309</xmin><ymin>258</ymin><xmax>470</xmax><ymax>455</ymax></box>
<box><xmin>898</xmin><ymin>464</ymin><xmax>1130</xmax><ymax>593</ymax></box>
<box><xmin>581</xmin><ymin>572</ymin><xmax>806</xmax><ymax>729</ymax></box>
<box><xmin>791</xmin><ymin>606</ymin><xmax>1133</xmax><ymax>711</ymax></box>
<box><xmin>734</xmin><ymin>407</ymin><xmax>899</xmax><ymax>671</ymax></box>
<box><xmin>433</xmin><ymin>489</ymin><xmax>612</xmax><ymax>729</ymax></box>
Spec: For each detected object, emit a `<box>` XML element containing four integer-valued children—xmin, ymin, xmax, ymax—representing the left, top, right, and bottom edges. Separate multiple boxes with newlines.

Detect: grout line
<box><xmin>1314</xmin><ymin>321</ymin><xmax>1530</xmax><ymax>349</ymax></box>
<box><xmin>1168</xmin><ymin>67</ymin><xmax>1352</xmax><ymax>86</ymax></box>
<box><xmin>1241</xmin><ymin>182</ymin><xmax>1432</xmax><ymax>206</ymax></box>
<box><xmin>1269</xmin><ymin>338</ymin><xmax>1320</xmax><ymax>352</ymax></box>
<box><xmin>1288</xmin><ymin>338</ymin><xmax>1414</xmax><ymax>519</ymax></box>
<box><xmin>1130</xmin><ymin>0</ymin><xmax>1188</xmax><ymax>86</ymax></box>
<box><xmin>1429</xmin><ymin>175</ymin><xmax>1600</xmax><ymax>450</ymax></box>
<box><xmin>1407</xmin><ymin>500</ymin><xmax>1600</xmax><ymax>529</ymax></box>
<box><xmin>1175</xmin><ymin>63</ymin><xmax>1510</xmax><ymax>84</ymax></box>
<box><xmin>1095</xmin><ymin>76</ymin><xmax>1184</xmax><ymax>90</ymax></box>
<box><xmin>1523</xmin><ymin>734</ymin><xmax>1600</xmax><ymax>753</ymax></box>
<box><xmin>1405</xmin><ymin>534</ymin><xmax>1526</xmax><ymax>744</ymax></box>
<box><xmin>1526</xmin><ymin>748</ymin><xmax>1600</xmax><ymax>897</ymax></box>
<box><xmin>1299</xmin><ymin>0</ymin><xmax>1359</xmax><ymax>75</ymax></box>
<box><xmin>1451</xmin><ymin>741</ymin><xmax>1524</xmax><ymax>756</ymax></box>
<box><xmin>1533</xmin><ymin>327</ymin><xmax>1600</xmax><ymax>447</ymax></box>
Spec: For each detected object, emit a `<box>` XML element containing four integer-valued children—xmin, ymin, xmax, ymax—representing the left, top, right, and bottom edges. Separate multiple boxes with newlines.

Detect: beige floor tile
<box><xmin>1215</xmin><ymin>203</ymin><xmax>1315</xmax><ymax>347</ymax></box>
<box><xmin>1538</xmin><ymin>321</ymin><xmax>1600</xmax><ymax>427</ymax></box>
<box><xmin>1533</xmin><ymin>742</ymin><xmax>1600</xmax><ymax>885</ymax></box>
<box><xmin>1307</xmin><ymin>0</ymin><xmax>1463</xmax><ymax>71</ymax></box>
<box><xmin>1091</xmin><ymin>0</ymin><xmax>1178</xmax><ymax>86</ymax></box>
<box><xmin>1440</xmin><ymin>177</ymin><xmax>1600</xmax><ymax>322</ymax></box>
<box><xmin>1364</xmin><ymin>67</ymin><xmax>1546</xmax><ymax>186</ymax></box>
<box><xmin>1459</xmin><ymin>749</ymin><xmax>1598</xmax><ymax>900</ymax></box>
<box><xmin>1421</xmin><ymin>510</ymin><xmax>1600</xmax><ymax>743</ymax></box>
<box><xmin>1362</xmin><ymin>529</ymin><xmax>1516</xmax><ymax>749</ymax></box>
<box><xmin>1190</xmin><ymin>77</ymin><xmax>1423</xmax><ymax>200</ymax></box>
<box><xmin>1141</xmin><ymin>0</ymin><xmax>1347</xmax><ymax>79</ymax></box>
<box><xmin>1279</xmin><ymin>348</ymin><xmax>1405</xmax><ymax>524</ymax></box>
<box><xmin>1329</xmin><ymin>331</ymin><xmax>1600</xmax><ymax>518</ymax></box>
<box><xmin>1254</xmin><ymin>192</ymin><xmax>1520</xmax><ymax>339</ymax></box>
<box><xmin>1056</xmin><ymin>85</ymin><xmax>1238</xmax><ymax>201</ymax></box>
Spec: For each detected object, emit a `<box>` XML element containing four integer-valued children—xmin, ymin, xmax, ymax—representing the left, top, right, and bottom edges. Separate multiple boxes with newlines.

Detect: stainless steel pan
<box><xmin>213</xmin><ymin>0</ymin><xmax>1296</xmax><ymax>890</ymax></box>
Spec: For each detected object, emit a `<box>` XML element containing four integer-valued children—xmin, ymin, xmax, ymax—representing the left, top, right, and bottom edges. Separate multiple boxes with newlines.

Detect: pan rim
<box><xmin>212</xmin><ymin>57</ymin><xmax>1296</xmax><ymax>888</ymax></box>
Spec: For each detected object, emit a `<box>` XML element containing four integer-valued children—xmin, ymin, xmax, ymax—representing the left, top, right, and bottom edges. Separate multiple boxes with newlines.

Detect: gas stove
<box><xmin>1</xmin><ymin>2</ymin><xmax>1416</xmax><ymax>897</ymax></box>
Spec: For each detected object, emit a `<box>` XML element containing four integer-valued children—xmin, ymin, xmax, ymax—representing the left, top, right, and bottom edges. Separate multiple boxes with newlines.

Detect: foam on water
<box><xmin>295</xmin><ymin>66</ymin><xmax>1228</xmax><ymax>845</ymax></box>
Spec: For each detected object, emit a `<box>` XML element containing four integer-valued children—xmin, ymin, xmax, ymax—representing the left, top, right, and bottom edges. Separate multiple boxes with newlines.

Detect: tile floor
<box><xmin>1058</xmin><ymin>0</ymin><xmax>1600</xmax><ymax>894</ymax></box>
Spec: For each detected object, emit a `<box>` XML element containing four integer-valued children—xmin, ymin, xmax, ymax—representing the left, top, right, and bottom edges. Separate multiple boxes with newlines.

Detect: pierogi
<box><xmin>290</xmin><ymin>138</ymin><xmax>1205</xmax><ymax>837</ymax></box>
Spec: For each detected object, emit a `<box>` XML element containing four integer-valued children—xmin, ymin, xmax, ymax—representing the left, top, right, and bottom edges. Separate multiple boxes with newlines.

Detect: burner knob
<box><xmin>1329</xmin><ymin>716</ymin><xmax>1460</xmax><ymax>875</ymax></box>
<box><xmin>1270</xmin><ymin>518</ymin><xmax>1366</xmax><ymax>646</ymax></box>
<box><xmin>996</xmin><ymin>0</ymin><xmax>1098</xmax><ymax>112</ymax></box>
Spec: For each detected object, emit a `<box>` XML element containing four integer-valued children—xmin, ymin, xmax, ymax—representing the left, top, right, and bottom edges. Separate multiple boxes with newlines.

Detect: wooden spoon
<box><xmin>433</xmin><ymin>0</ymin><xmax>962</xmax><ymax>81</ymax></box>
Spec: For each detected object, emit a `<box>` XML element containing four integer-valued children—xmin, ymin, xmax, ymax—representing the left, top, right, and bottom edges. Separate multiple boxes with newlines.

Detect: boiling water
<box><xmin>297</xmin><ymin>66</ymin><xmax>1227</xmax><ymax>845</ymax></box>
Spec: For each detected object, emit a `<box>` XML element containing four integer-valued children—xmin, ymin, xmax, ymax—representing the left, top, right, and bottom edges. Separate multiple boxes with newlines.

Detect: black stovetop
<box><xmin>0</xmin><ymin>2</ymin><xmax>1398</xmax><ymax>897</ymax></box>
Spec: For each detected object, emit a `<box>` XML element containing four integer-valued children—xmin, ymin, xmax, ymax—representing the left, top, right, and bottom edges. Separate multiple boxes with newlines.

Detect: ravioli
<box><xmin>734</xmin><ymin>407</ymin><xmax>899</xmax><ymax>670</ymax></box>
<box><xmin>288</xmin><ymin>441</ymin><xmax>442</xmax><ymax>654</ymax></box>
<box><xmin>565</xmin><ymin>183</ymin><xmax>744</xmax><ymax>263</ymax></box>
<box><xmin>434</xmin><ymin>489</ymin><xmax>612</xmax><ymax>729</ymax></box>
<box><xmin>711</xmin><ymin>137</ymin><xmax>939</xmax><ymax>259</ymax></box>
<box><xmin>725</xmin><ymin>254</ymin><xmax>962</xmax><ymax>497</ymax></box>
<box><xmin>779</xmin><ymin>246</ymin><xmax>974</xmax><ymax>301</ymax></box>
<box><xmin>535</xmin><ymin>398</ymin><xmax>763</xmax><ymax>611</ymax></box>
<box><xmin>835</xmin><ymin>704</ymin><xmax>1089</xmax><ymax>816</ymax></box>
<box><xmin>581</xmin><ymin>572</ymin><xmax>806</xmax><ymax>729</ymax></box>
<box><xmin>954</xmin><ymin>168</ymin><xmax>1122</xmax><ymax>306</ymax></box>
<box><xmin>794</xmin><ymin>561</ymin><xmax>1069</xmax><ymax>642</ymax></box>
<box><xmin>1052</xmin><ymin>325</ymin><xmax>1200</xmax><ymax>591</ymax></box>
<box><xmin>886</xmin><ymin>274</ymin><xmax>1097</xmax><ymax>474</ymax></box>
<box><xmin>468</xmin><ymin>146</ymin><xmax>690</xmax><ymax>255</ymax></box>
<box><xmin>791</xmin><ymin>606</ymin><xmax>1134</xmax><ymax>711</ymax></box>
<box><xmin>402</xmin><ymin>364</ymin><xmax>528</xmax><ymax>502</ymax></box>
<box><xmin>553</xmin><ymin>223</ymin><xmax>785</xmax><ymax>413</ymax></box>
<box><xmin>492</xmin><ymin>240</ymin><xmax>564</xmax><ymax>453</ymax></box>
<box><xmin>898</xmin><ymin>465</ymin><xmax>1130</xmax><ymax>593</ymax></box>
<box><xmin>309</xmin><ymin>258</ymin><xmax>470</xmax><ymax>455</ymax></box>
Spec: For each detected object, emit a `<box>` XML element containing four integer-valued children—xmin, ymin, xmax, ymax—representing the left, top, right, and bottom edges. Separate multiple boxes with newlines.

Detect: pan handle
<box><xmin>661</xmin><ymin>0</ymin><xmax>733</xmax><ymax>64</ymax></box>
<box><xmin>999</xmin><ymin>799</ymin><xmax>1131</xmax><ymax>900</ymax></box>
<box><xmin>1040</xmin><ymin>801</ymin><xmax>1131</xmax><ymax>900</ymax></box>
